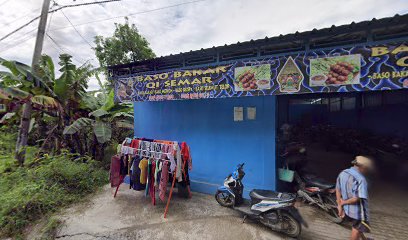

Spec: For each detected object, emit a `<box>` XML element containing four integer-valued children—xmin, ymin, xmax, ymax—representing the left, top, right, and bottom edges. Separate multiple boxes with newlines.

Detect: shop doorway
<box><xmin>276</xmin><ymin>89</ymin><xmax>408</xmax><ymax>186</ymax></box>
<box><xmin>275</xmin><ymin>89</ymin><xmax>408</xmax><ymax>230</ymax></box>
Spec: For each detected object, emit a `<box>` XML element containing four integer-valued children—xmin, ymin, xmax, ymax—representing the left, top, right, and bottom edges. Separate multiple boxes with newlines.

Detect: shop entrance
<box><xmin>277</xmin><ymin>89</ymin><xmax>408</xmax><ymax>186</ymax></box>
<box><xmin>275</xmin><ymin>89</ymin><xmax>408</xmax><ymax>231</ymax></box>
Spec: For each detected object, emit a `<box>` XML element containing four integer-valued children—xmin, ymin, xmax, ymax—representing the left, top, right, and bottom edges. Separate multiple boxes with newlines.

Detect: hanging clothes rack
<box><xmin>110</xmin><ymin>137</ymin><xmax>192</xmax><ymax>218</ymax></box>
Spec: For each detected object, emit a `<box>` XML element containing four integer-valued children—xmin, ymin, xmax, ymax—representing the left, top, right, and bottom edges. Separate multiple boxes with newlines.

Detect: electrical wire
<box><xmin>49</xmin><ymin>0</ymin><xmax>206</xmax><ymax>32</ymax></box>
<box><xmin>46</xmin><ymin>33</ymin><xmax>90</xmax><ymax>65</ymax></box>
<box><xmin>1</xmin><ymin>0</ymin><xmax>206</xmax><ymax>65</ymax></box>
<box><xmin>0</xmin><ymin>7</ymin><xmax>41</xmax><ymax>29</ymax></box>
<box><xmin>0</xmin><ymin>0</ymin><xmax>122</xmax><ymax>42</ymax></box>
<box><xmin>0</xmin><ymin>15</ymin><xmax>40</xmax><ymax>42</ymax></box>
<box><xmin>60</xmin><ymin>9</ymin><xmax>94</xmax><ymax>48</ymax></box>
<box><xmin>44</xmin><ymin>7</ymin><xmax>91</xmax><ymax>67</ymax></box>
<box><xmin>0</xmin><ymin>27</ymin><xmax>38</xmax><ymax>50</ymax></box>
<box><xmin>46</xmin><ymin>41</ymin><xmax>85</xmax><ymax>66</ymax></box>
<box><xmin>0</xmin><ymin>34</ymin><xmax>36</xmax><ymax>54</ymax></box>
<box><xmin>0</xmin><ymin>1</ymin><xmax>58</xmax><ymax>43</ymax></box>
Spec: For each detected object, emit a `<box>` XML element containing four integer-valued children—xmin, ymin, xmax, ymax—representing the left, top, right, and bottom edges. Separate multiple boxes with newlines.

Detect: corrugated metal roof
<box><xmin>108</xmin><ymin>13</ymin><xmax>408</xmax><ymax>75</ymax></box>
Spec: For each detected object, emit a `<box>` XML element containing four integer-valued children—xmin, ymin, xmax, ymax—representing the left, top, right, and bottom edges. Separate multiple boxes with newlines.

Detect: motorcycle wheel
<box><xmin>280</xmin><ymin>212</ymin><xmax>302</xmax><ymax>238</ymax></box>
<box><xmin>322</xmin><ymin>195</ymin><xmax>343</xmax><ymax>224</ymax></box>
<box><xmin>215</xmin><ymin>190</ymin><xmax>235</xmax><ymax>207</ymax></box>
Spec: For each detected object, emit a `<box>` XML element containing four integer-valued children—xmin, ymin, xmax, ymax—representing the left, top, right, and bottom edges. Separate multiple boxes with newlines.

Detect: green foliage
<box><xmin>38</xmin><ymin>55</ymin><xmax>55</xmax><ymax>88</ymax></box>
<box><xmin>0</xmin><ymin>112</ymin><xmax>16</xmax><ymax>124</ymax></box>
<box><xmin>0</xmin><ymin>125</ymin><xmax>17</xmax><ymax>155</ymax></box>
<box><xmin>54</xmin><ymin>54</ymin><xmax>91</xmax><ymax>105</ymax></box>
<box><xmin>94</xmin><ymin>17</ymin><xmax>155</xmax><ymax>69</ymax></box>
<box><xmin>62</xmin><ymin>117</ymin><xmax>94</xmax><ymax>135</ymax></box>
<box><xmin>64</xmin><ymin>90</ymin><xmax>133</xmax><ymax>145</ymax></box>
<box><xmin>0</xmin><ymin>57</ymin><xmax>55</xmax><ymax>97</ymax></box>
<box><xmin>0</xmin><ymin>86</ymin><xmax>30</xmax><ymax>100</ymax></box>
<box><xmin>39</xmin><ymin>217</ymin><xmax>62</xmax><ymax>240</ymax></box>
<box><xmin>102</xmin><ymin>89</ymin><xmax>115</xmax><ymax>111</ymax></box>
<box><xmin>89</xmin><ymin>109</ymin><xmax>109</xmax><ymax>118</ymax></box>
<box><xmin>93</xmin><ymin>121</ymin><xmax>112</xmax><ymax>144</ymax></box>
<box><xmin>0</xmin><ymin>150</ymin><xmax>108</xmax><ymax>237</ymax></box>
<box><xmin>31</xmin><ymin>95</ymin><xmax>60</xmax><ymax>109</ymax></box>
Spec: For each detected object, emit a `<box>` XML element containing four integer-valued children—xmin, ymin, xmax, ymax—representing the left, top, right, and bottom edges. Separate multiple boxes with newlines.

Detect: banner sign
<box><xmin>114</xmin><ymin>42</ymin><xmax>408</xmax><ymax>102</ymax></box>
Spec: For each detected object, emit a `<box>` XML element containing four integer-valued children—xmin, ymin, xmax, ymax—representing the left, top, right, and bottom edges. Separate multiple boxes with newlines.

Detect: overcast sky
<box><xmin>0</xmin><ymin>0</ymin><xmax>407</xmax><ymax>90</ymax></box>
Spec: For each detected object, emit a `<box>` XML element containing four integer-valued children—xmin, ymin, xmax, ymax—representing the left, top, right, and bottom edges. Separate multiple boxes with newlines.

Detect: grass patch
<box><xmin>39</xmin><ymin>217</ymin><xmax>63</xmax><ymax>240</ymax></box>
<box><xmin>0</xmin><ymin>149</ymin><xmax>108</xmax><ymax>238</ymax></box>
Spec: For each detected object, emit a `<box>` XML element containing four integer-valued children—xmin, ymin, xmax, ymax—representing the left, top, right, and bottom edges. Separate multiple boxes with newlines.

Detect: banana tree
<box><xmin>63</xmin><ymin>90</ymin><xmax>133</xmax><ymax>160</ymax></box>
<box><xmin>0</xmin><ymin>54</ymin><xmax>94</xmax><ymax>164</ymax></box>
<box><xmin>0</xmin><ymin>57</ymin><xmax>61</xmax><ymax>165</ymax></box>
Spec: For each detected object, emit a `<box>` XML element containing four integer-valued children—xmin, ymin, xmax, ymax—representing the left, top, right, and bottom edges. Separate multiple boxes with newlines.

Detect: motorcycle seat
<box><xmin>250</xmin><ymin>189</ymin><xmax>295</xmax><ymax>202</ymax></box>
<box><xmin>303</xmin><ymin>175</ymin><xmax>334</xmax><ymax>190</ymax></box>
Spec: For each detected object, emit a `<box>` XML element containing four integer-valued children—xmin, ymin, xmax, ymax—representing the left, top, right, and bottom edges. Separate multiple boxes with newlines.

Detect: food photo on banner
<box><xmin>114</xmin><ymin>42</ymin><xmax>408</xmax><ymax>103</ymax></box>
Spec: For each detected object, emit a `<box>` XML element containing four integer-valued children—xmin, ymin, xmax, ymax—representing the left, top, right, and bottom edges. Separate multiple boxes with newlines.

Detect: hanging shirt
<box><xmin>130</xmin><ymin>157</ymin><xmax>146</xmax><ymax>191</ymax></box>
<box><xmin>181</xmin><ymin>142</ymin><xmax>192</xmax><ymax>171</ymax></box>
<box><xmin>130</xmin><ymin>139</ymin><xmax>140</xmax><ymax>149</ymax></box>
<box><xmin>174</xmin><ymin>142</ymin><xmax>182</xmax><ymax>182</ymax></box>
<box><xmin>110</xmin><ymin>155</ymin><xmax>122</xmax><ymax>187</ymax></box>
<box><xmin>123</xmin><ymin>146</ymin><xmax>136</xmax><ymax>155</ymax></box>
<box><xmin>120</xmin><ymin>155</ymin><xmax>128</xmax><ymax>176</ymax></box>
<box><xmin>145</xmin><ymin>159</ymin><xmax>152</xmax><ymax>197</ymax></box>
<box><xmin>154</xmin><ymin>160</ymin><xmax>161</xmax><ymax>187</ymax></box>
<box><xmin>168</xmin><ymin>154</ymin><xmax>176</xmax><ymax>173</ymax></box>
<box><xmin>139</xmin><ymin>159</ymin><xmax>148</xmax><ymax>184</ymax></box>
<box><xmin>159</xmin><ymin>161</ymin><xmax>170</xmax><ymax>202</ymax></box>
<box><xmin>149</xmin><ymin>160</ymin><xmax>156</xmax><ymax>205</ymax></box>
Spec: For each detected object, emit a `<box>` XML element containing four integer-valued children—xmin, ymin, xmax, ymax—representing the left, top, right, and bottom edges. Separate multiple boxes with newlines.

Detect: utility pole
<box><xmin>32</xmin><ymin>0</ymin><xmax>51</xmax><ymax>68</ymax></box>
<box><xmin>15</xmin><ymin>0</ymin><xmax>51</xmax><ymax>165</ymax></box>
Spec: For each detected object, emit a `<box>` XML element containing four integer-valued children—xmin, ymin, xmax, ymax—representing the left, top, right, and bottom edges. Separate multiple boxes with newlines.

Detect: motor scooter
<box><xmin>215</xmin><ymin>163</ymin><xmax>307</xmax><ymax>238</ymax></box>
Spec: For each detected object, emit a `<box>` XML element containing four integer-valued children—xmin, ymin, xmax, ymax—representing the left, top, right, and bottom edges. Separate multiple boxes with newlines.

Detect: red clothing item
<box><xmin>149</xmin><ymin>161</ymin><xmax>156</xmax><ymax>205</ymax></box>
<box><xmin>159</xmin><ymin>161</ymin><xmax>169</xmax><ymax>202</ymax></box>
<box><xmin>181</xmin><ymin>142</ymin><xmax>192</xmax><ymax>170</ymax></box>
<box><xmin>130</xmin><ymin>139</ymin><xmax>139</xmax><ymax>149</ymax></box>
<box><xmin>110</xmin><ymin>155</ymin><xmax>122</xmax><ymax>187</ymax></box>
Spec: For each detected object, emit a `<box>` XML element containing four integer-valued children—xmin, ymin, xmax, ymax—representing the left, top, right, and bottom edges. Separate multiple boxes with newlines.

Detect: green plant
<box><xmin>0</xmin><ymin>57</ymin><xmax>60</xmax><ymax>165</ymax></box>
<box><xmin>63</xmin><ymin>79</ymin><xmax>133</xmax><ymax>161</ymax></box>
<box><xmin>39</xmin><ymin>217</ymin><xmax>63</xmax><ymax>240</ymax></box>
<box><xmin>94</xmin><ymin>17</ymin><xmax>155</xmax><ymax>70</ymax></box>
<box><xmin>0</xmin><ymin>149</ymin><xmax>108</xmax><ymax>237</ymax></box>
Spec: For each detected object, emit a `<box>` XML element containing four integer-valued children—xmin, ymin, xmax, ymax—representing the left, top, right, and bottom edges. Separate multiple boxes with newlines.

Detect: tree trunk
<box><xmin>92</xmin><ymin>134</ymin><xmax>98</xmax><ymax>159</ymax></box>
<box><xmin>73</xmin><ymin>133</ymin><xmax>83</xmax><ymax>155</ymax></box>
<box><xmin>15</xmin><ymin>102</ymin><xmax>33</xmax><ymax>166</ymax></box>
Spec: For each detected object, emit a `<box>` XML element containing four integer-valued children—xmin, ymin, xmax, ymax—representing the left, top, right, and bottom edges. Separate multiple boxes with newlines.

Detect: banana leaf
<box><xmin>0</xmin><ymin>112</ymin><xmax>16</xmax><ymax>123</ymax></box>
<box><xmin>93</xmin><ymin>120</ymin><xmax>112</xmax><ymax>144</ymax></box>
<box><xmin>63</xmin><ymin>117</ymin><xmax>94</xmax><ymax>135</ymax></box>
<box><xmin>89</xmin><ymin>109</ymin><xmax>109</xmax><ymax>118</ymax></box>
<box><xmin>0</xmin><ymin>87</ymin><xmax>30</xmax><ymax>100</ymax></box>
<box><xmin>31</xmin><ymin>95</ymin><xmax>60</xmax><ymax>109</ymax></box>
<box><xmin>112</xmin><ymin>112</ymin><xmax>134</xmax><ymax>119</ymax></box>
<box><xmin>116</xmin><ymin>120</ymin><xmax>134</xmax><ymax>129</ymax></box>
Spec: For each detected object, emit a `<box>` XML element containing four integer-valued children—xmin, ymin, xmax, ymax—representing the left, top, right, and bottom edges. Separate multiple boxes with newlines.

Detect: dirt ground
<box><xmin>33</xmin><ymin>181</ymin><xmax>404</xmax><ymax>240</ymax></box>
<box><xmin>44</xmin><ymin>144</ymin><xmax>408</xmax><ymax>240</ymax></box>
<box><xmin>12</xmin><ymin>141</ymin><xmax>403</xmax><ymax>240</ymax></box>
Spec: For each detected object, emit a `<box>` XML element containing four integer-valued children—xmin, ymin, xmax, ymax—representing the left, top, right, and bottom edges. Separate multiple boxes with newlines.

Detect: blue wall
<box><xmin>133</xmin><ymin>96</ymin><xmax>277</xmax><ymax>197</ymax></box>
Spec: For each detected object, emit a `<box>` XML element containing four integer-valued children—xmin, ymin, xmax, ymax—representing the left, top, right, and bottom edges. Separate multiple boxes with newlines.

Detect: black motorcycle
<box><xmin>281</xmin><ymin>143</ymin><xmax>343</xmax><ymax>223</ymax></box>
<box><xmin>294</xmin><ymin>171</ymin><xmax>342</xmax><ymax>223</ymax></box>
